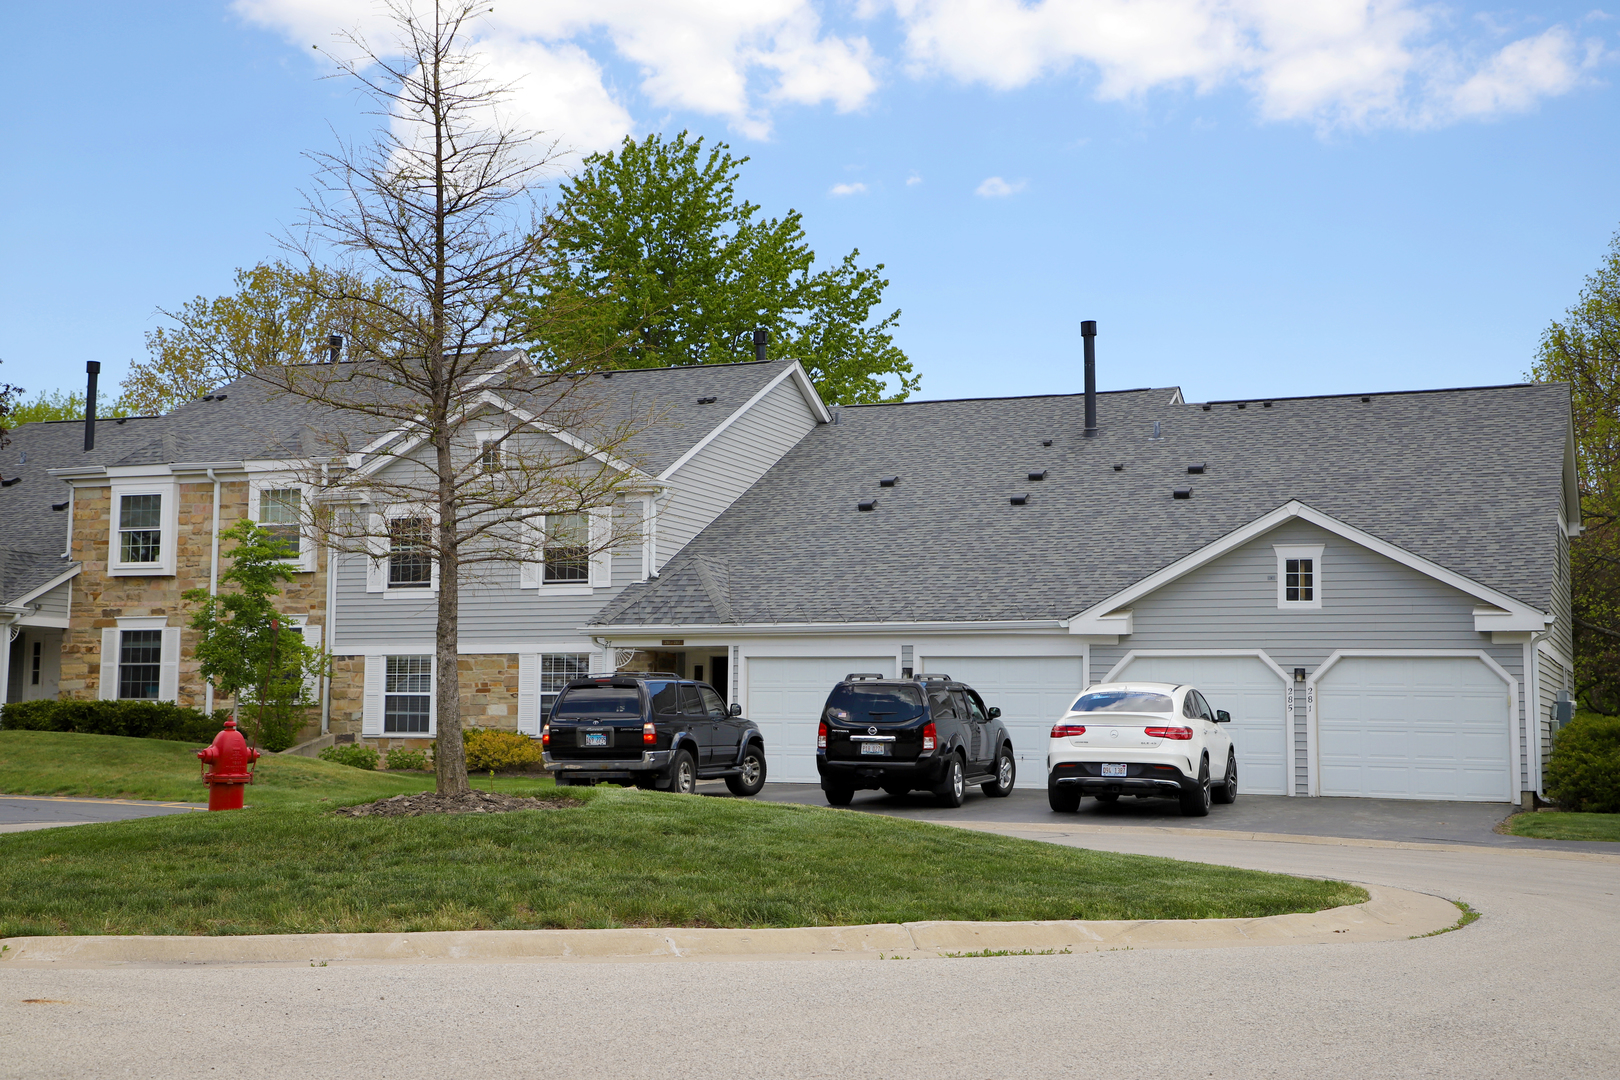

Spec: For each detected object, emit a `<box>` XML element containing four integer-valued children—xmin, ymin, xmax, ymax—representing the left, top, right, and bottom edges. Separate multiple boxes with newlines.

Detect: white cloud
<box><xmin>829</xmin><ymin>181</ymin><xmax>869</xmax><ymax>196</ymax></box>
<box><xmin>975</xmin><ymin>176</ymin><xmax>1025</xmax><ymax>197</ymax></box>
<box><xmin>906</xmin><ymin>171</ymin><xmax>923</xmax><ymax>185</ymax></box>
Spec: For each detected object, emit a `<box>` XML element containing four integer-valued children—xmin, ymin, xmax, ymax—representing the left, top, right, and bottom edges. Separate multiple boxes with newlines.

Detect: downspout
<box><xmin>320</xmin><ymin>463</ymin><xmax>335</xmax><ymax>735</ymax></box>
<box><xmin>205</xmin><ymin>469</ymin><xmax>222</xmax><ymax>715</ymax></box>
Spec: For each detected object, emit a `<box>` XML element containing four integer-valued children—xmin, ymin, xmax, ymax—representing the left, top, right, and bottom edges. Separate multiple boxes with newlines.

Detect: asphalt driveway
<box><xmin>0</xmin><ymin>796</ymin><xmax>204</xmax><ymax>833</ymax></box>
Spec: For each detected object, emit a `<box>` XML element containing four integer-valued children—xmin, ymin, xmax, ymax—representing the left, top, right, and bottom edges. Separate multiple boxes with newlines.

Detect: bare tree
<box><xmin>259</xmin><ymin>0</ymin><xmax>651</xmax><ymax>795</ymax></box>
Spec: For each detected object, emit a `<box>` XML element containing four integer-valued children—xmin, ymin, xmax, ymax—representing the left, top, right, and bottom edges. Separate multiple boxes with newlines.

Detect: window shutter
<box><xmin>362</xmin><ymin>655</ymin><xmax>385</xmax><ymax>735</ymax></box>
<box><xmin>589</xmin><ymin>507</ymin><xmax>611</xmax><ymax>588</ymax></box>
<box><xmin>301</xmin><ymin>625</ymin><xmax>324</xmax><ymax>701</ymax></box>
<box><xmin>519</xmin><ymin>520</ymin><xmax>541</xmax><ymax>588</ymax></box>
<box><xmin>517</xmin><ymin>654</ymin><xmax>539</xmax><ymax>735</ymax></box>
<box><xmin>159</xmin><ymin>626</ymin><xmax>181</xmax><ymax>703</ymax></box>
<box><xmin>99</xmin><ymin>628</ymin><xmax>119</xmax><ymax>701</ymax></box>
<box><xmin>366</xmin><ymin>514</ymin><xmax>386</xmax><ymax>593</ymax></box>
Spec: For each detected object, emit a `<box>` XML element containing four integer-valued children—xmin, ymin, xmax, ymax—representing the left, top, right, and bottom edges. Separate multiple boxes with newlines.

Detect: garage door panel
<box><xmin>918</xmin><ymin>656</ymin><xmax>1084</xmax><ymax>782</ymax></box>
<box><xmin>747</xmin><ymin>656</ymin><xmax>893</xmax><ymax>783</ymax></box>
<box><xmin>1114</xmin><ymin>655</ymin><xmax>1289</xmax><ymax>796</ymax></box>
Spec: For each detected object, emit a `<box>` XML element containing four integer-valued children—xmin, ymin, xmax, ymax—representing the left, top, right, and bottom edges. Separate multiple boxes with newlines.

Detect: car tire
<box><xmin>982</xmin><ymin>750</ymin><xmax>1016</xmax><ymax>797</ymax></box>
<box><xmin>1047</xmin><ymin>783</ymin><xmax>1081</xmax><ymax>813</ymax></box>
<box><xmin>1094</xmin><ymin>792</ymin><xmax>1119</xmax><ymax>804</ymax></box>
<box><xmin>1179</xmin><ymin>759</ymin><xmax>1212</xmax><ymax>817</ymax></box>
<box><xmin>934</xmin><ymin>756</ymin><xmax>966</xmax><ymax>808</ymax></box>
<box><xmin>725</xmin><ymin>744</ymin><xmax>767</xmax><ymax>797</ymax></box>
<box><xmin>1212</xmin><ymin>751</ymin><xmax>1238</xmax><ymax>805</ymax></box>
<box><xmin>666</xmin><ymin>749</ymin><xmax>698</xmax><ymax>795</ymax></box>
<box><xmin>824</xmin><ymin>784</ymin><xmax>854</xmax><ymax>807</ymax></box>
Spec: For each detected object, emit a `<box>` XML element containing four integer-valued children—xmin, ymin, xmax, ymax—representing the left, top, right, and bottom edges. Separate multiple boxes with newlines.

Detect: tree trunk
<box><xmin>434</xmin><ymin>436</ymin><xmax>467</xmax><ymax>794</ymax></box>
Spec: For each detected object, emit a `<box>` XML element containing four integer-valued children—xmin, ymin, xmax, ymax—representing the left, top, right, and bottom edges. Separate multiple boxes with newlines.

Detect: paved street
<box><xmin>0</xmin><ymin>795</ymin><xmax>203</xmax><ymax>833</ymax></box>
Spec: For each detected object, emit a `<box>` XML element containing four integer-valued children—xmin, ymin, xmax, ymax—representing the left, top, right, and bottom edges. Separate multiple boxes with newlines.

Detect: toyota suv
<box><xmin>542</xmin><ymin>673</ymin><xmax>767</xmax><ymax>796</ymax></box>
<box><xmin>816</xmin><ymin>673</ymin><xmax>1016</xmax><ymax>808</ymax></box>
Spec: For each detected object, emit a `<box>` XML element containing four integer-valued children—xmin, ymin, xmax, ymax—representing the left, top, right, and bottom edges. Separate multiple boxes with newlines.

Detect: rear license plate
<box><xmin>860</xmin><ymin>742</ymin><xmax>888</xmax><ymax>756</ymax></box>
<box><xmin>584</xmin><ymin>731</ymin><xmax>609</xmax><ymax>747</ymax></box>
<box><xmin>1101</xmin><ymin>763</ymin><xmax>1127</xmax><ymax>777</ymax></box>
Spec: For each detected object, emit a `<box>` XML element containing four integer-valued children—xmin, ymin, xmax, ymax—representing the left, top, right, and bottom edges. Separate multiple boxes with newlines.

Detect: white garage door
<box><xmin>1113</xmin><ymin>655</ymin><xmax>1290</xmax><ymax>795</ymax></box>
<box><xmin>1316</xmin><ymin>656</ymin><xmax>1511</xmax><ymax>801</ymax></box>
<box><xmin>747</xmin><ymin>656</ymin><xmax>894</xmax><ymax>782</ymax></box>
<box><xmin>918</xmin><ymin>656</ymin><xmax>1084</xmax><ymax>785</ymax></box>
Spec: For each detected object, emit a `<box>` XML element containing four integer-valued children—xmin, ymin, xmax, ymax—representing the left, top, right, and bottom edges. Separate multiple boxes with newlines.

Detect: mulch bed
<box><xmin>334</xmin><ymin>790</ymin><xmax>579</xmax><ymax>818</ymax></box>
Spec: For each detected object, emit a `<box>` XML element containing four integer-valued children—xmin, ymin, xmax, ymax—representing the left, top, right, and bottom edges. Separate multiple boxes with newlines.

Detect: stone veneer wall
<box><xmin>62</xmin><ymin>479</ymin><xmax>328</xmax><ymax>709</ymax></box>
<box><xmin>327</xmin><ymin>652</ymin><xmax>522</xmax><ymax>751</ymax></box>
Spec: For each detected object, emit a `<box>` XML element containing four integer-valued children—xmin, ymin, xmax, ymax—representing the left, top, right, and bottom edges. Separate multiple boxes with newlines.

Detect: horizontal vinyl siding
<box><xmin>28</xmin><ymin>580</ymin><xmax>71</xmax><ymax>621</ymax></box>
<box><xmin>656</xmin><ymin>377</ymin><xmax>819</xmax><ymax>568</ymax></box>
<box><xmin>1551</xmin><ymin>515</ymin><xmax>1573</xmax><ymax>664</ymax></box>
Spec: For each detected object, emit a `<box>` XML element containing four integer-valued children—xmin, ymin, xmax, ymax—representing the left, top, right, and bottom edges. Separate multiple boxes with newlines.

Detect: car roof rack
<box><xmin>916</xmin><ymin>673</ymin><xmax>953</xmax><ymax>682</ymax></box>
<box><xmin>844</xmin><ymin>672</ymin><xmax>889</xmax><ymax>681</ymax></box>
<box><xmin>578</xmin><ymin>671</ymin><xmax>684</xmax><ymax>680</ymax></box>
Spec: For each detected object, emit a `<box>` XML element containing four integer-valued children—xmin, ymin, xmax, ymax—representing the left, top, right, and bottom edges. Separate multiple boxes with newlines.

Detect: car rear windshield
<box><xmin>553</xmin><ymin>687</ymin><xmax>641</xmax><ymax>717</ymax></box>
<box><xmin>1070</xmin><ymin>690</ymin><xmax>1174</xmax><ymax>714</ymax></box>
<box><xmin>825</xmin><ymin>684</ymin><xmax>925</xmax><ymax>724</ymax></box>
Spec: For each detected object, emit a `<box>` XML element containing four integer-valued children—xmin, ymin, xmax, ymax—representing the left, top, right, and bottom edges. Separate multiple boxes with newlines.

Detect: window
<box><xmin>1275</xmin><ymin>544</ymin><xmax>1325</xmax><ymax>609</ymax></box>
<box><xmin>543</xmin><ymin>513</ymin><xmax>589</xmax><ymax>583</ymax></box>
<box><xmin>699</xmin><ymin>686</ymin><xmax>727</xmax><ymax>718</ymax></box>
<box><xmin>479</xmin><ymin>442</ymin><xmax>503</xmax><ymax>474</ymax></box>
<box><xmin>258</xmin><ymin>488</ymin><xmax>302</xmax><ymax>560</ymax></box>
<box><xmin>118</xmin><ymin>630</ymin><xmax>163</xmax><ymax>700</ymax></box>
<box><xmin>389</xmin><ymin>517</ymin><xmax>433</xmax><ymax>589</ymax></box>
<box><xmin>928</xmin><ymin>689</ymin><xmax>960</xmax><ymax>720</ymax></box>
<box><xmin>680</xmin><ymin>684</ymin><xmax>706</xmax><ymax>717</ymax></box>
<box><xmin>31</xmin><ymin>640</ymin><xmax>41</xmax><ymax>686</ymax></box>
<box><xmin>540</xmin><ymin>652</ymin><xmax>590</xmax><ymax>715</ymax></box>
<box><xmin>384</xmin><ymin>655</ymin><xmax>432</xmax><ymax>733</ymax></box>
<box><xmin>1071</xmin><ymin>690</ymin><xmax>1173</xmax><ymax>714</ymax></box>
<box><xmin>1182</xmin><ymin>692</ymin><xmax>1202</xmax><ymax>720</ymax></box>
<box><xmin>648</xmin><ymin>680</ymin><xmax>680</xmax><ymax>715</ymax></box>
<box><xmin>119</xmin><ymin>494</ymin><xmax>162</xmax><ymax>564</ymax></box>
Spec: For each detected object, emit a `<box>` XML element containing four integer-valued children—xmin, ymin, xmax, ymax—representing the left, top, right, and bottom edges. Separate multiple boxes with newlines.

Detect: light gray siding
<box><xmin>1537</xmin><ymin>646</ymin><xmax>1572</xmax><ymax>779</ymax></box>
<box><xmin>27</xmin><ymin>579</ymin><xmax>71</xmax><ymax>621</ymax></box>
<box><xmin>1551</xmin><ymin>516</ymin><xmax>1573</xmax><ymax>664</ymax></box>
<box><xmin>656</xmin><ymin>375</ymin><xmax>820</xmax><ymax>568</ymax></box>
<box><xmin>1090</xmin><ymin>519</ymin><xmax>1524</xmax><ymax>796</ymax></box>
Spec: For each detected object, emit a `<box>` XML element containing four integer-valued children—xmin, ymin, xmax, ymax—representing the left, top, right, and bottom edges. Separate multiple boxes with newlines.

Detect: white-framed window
<box><xmin>1274</xmin><ymin>544</ymin><xmax>1324</xmax><ymax>610</ymax></box>
<box><xmin>541</xmin><ymin>652</ymin><xmax>591</xmax><ymax>715</ymax></box>
<box><xmin>384</xmin><ymin>655</ymin><xmax>434</xmax><ymax>733</ymax></box>
<box><xmin>235</xmin><ymin>616</ymin><xmax>323</xmax><ymax>704</ymax></box>
<box><xmin>543</xmin><ymin>513</ymin><xmax>589</xmax><ymax>584</ymax></box>
<box><xmin>367</xmin><ymin>507</ymin><xmax>440</xmax><ymax>595</ymax></box>
<box><xmin>475</xmin><ymin>431</ymin><xmax>507</xmax><ymax>475</ymax></box>
<box><xmin>108</xmin><ymin>481</ymin><xmax>178</xmax><ymax>576</ymax></box>
<box><xmin>99</xmin><ymin>617</ymin><xmax>180</xmax><ymax>702</ymax></box>
<box><xmin>248</xmin><ymin>481</ymin><xmax>315</xmax><ymax>572</ymax></box>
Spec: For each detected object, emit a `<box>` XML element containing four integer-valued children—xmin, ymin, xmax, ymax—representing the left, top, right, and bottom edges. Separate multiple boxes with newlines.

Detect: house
<box><xmin>590</xmin><ymin>382</ymin><xmax>1577</xmax><ymax>806</ymax></box>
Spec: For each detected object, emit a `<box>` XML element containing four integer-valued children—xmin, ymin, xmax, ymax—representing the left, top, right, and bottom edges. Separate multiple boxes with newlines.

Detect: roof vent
<box><xmin>1262</xmin><ymin>401</ymin><xmax>1273</xmax><ymax>408</ymax></box>
<box><xmin>858</xmin><ymin>498</ymin><xmax>877</xmax><ymax>512</ymax></box>
<box><xmin>1010</xmin><ymin>494</ymin><xmax>1028</xmax><ymax>505</ymax></box>
<box><xmin>1150</xmin><ymin>421</ymin><xmax>1161</xmax><ymax>440</ymax></box>
<box><xmin>697</xmin><ymin>396</ymin><xmax>717</xmax><ymax>404</ymax></box>
<box><xmin>1187</xmin><ymin>463</ymin><xmax>1205</xmax><ymax>474</ymax></box>
<box><xmin>601</xmin><ymin>371</ymin><xmax>613</xmax><ymax>379</ymax></box>
<box><xmin>1360</xmin><ymin>396</ymin><xmax>1370</xmax><ymax>403</ymax></box>
<box><xmin>115</xmin><ymin>418</ymin><xmax>127</xmax><ymax>425</ymax></box>
<box><xmin>1201</xmin><ymin>404</ymin><xmax>1211</xmax><ymax>411</ymax></box>
<box><xmin>1028</xmin><ymin>469</ymin><xmax>1047</xmax><ymax>481</ymax></box>
<box><xmin>879</xmin><ymin>476</ymin><xmax>898</xmax><ymax>487</ymax></box>
<box><xmin>1173</xmin><ymin>487</ymin><xmax>1192</xmax><ymax>499</ymax></box>
<box><xmin>52</xmin><ymin>500</ymin><xmax>69</xmax><ymax>511</ymax></box>
<box><xmin>1236</xmin><ymin>402</ymin><xmax>1247</xmax><ymax>410</ymax></box>
<box><xmin>1113</xmin><ymin>463</ymin><xmax>1124</xmax><ymax>471</ymax></box>
<box><xmin>327</xmin><ymin>334</ymin><xmax>343</xmax><ymax>363</ymax></box>
<box><xmin>1042</xmin><ymin>439</ymin><xmax>1053</xmax><ymax>447</ymax></box>
<box><xmin>216</xmin><ymin>394</ymin><xmax>227</xmax><ymax>401</ymax></box>
<box><xmin>0</xmin><ymin>477</ymin><xmax>20</xmax><ymax>488</ymax></box>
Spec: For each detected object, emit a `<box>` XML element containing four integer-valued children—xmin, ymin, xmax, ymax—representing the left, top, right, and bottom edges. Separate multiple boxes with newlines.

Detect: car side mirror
<box><xmin>728</xmin><ymin>703</ymin><xmax>742</xmax><ymax>716</ymax></box>
<box><xmin>987</xmin><ymin>706</ymin><xmax>1001</xmax><ymax>720</ymax></box>
<box><xmin>1216</xmin><ymin>710</ymin><xmax>1230</xmax><ymax>723</ymax></box>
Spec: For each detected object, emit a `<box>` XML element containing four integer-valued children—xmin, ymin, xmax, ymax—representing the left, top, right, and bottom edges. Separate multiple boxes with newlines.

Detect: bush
<box><xmin>463</xmin><ymin>727</ymin><xmax>542</xmax><ymax>771</ymax></box>
<box><xmin>0</xmin><ymin>699</ymin><xmax>230</xmax><ymax>744</ymax></box>
<box><xmin>318</xmin><ymin>744</ymin><xmax>380</xmax><ymax>771</ymax></box>
<box><xmin>385</xmin><ymin>748</ymin><xmax>430</xmax><ymax>771</ymax></box>
<box><xmin>1545</xmin><ymin>712</ymin><xmax>1620</xmax><ymax>813</ymax></box>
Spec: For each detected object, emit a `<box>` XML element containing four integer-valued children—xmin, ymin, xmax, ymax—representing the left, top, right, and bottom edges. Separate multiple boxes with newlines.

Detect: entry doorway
<box><xmin>691</xmin><ymin>654</ymin><xmax>730</xmax><ymax>702</ymax></box>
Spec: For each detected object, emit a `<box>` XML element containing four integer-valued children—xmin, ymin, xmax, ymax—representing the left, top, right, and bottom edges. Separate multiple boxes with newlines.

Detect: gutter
<box><xmin>586</xmin><ymin>618</ymin><xmax>1070</xmax><ymax>636</ymax></box>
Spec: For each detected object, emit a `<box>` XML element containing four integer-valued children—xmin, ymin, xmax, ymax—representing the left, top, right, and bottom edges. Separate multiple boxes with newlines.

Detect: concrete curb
<box><xmin>0</xmin><ymin>884</ymin><xmax>1459</xmax><ymax>967</ymax></box>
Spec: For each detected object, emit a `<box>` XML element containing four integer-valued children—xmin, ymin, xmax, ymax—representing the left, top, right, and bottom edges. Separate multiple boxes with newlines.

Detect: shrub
<box><xmin>318</xmin><ymin>743</ymin><xmax>380</xmax><ymax>771</ymax></box>
<box><xmin>463</xmin><ymin>727</ymin><xmax>542</xmax><ymax>771</ymax></box>
<box><xmin>1545</xmin><ymin>712</ymin><xmax>1620</xmax><ymax>813</ymax></box>
<box><xmin>385</xmin><ymin>748</ymin><xmax>430</xmax><ymax>771</ymax></box>
<box><xmin>0</xmin><ymin>699</ymin><xmax>230</xmax><ymax>744</ymax></box>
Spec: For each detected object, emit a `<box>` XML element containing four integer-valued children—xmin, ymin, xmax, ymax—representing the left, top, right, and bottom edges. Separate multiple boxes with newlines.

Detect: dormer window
<box><xmin>1275</xmin><ymin>544</ymin><xmax>1324</xmax><ymax>610</ymax></box>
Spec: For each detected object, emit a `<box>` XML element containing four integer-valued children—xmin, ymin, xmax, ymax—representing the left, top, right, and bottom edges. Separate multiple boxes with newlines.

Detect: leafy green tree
<box><xmin>7</xmin><ymin>388</ymin><xmax>130</xmax><ymax>425</ymax></box>
<box><xmin>515</xmin><ymin>131</ymin><xmax>918</xmax><ymax>404</ymax></box>
<box><xmin>183</xmin><ymin>520</ymin><xmax>325</xmax><ymax>751</ymax></box>
<box><xmin>117</xmin><ymin>261</ymin><xmax>404</xmax><ymax>415</ymax></box>
<box><xmin>1532</xmin><ymin>230</ymin><xmax>1620</xmax><ymax>711</ymax></box>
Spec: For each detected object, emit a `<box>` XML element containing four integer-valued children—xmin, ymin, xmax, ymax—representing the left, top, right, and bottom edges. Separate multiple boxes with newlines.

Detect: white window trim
<box><xmin>99</xmin><ymin>617</ymin><xmax>180</xmax><ymax>702</ymax></box>
<box><xmin>248</xmin><ymin>480</ymin><xmax>316</xmax><ymax>573</ymax></box>
<box><xmin>108</xmin><ymin>480</ymin><xmax>179</xmax><ymax>577</ymax></box>
<box><xmin>370</xmin><ymin>505</ymin><xmax>440</xmax><ymax>597</ymax></box>
<box><xmin>474</xmin><ymin>429</ymin><xmax>508</xmax><ymax>475</ymax></box>
<box><xmin>362</xmin><ymin>652</ymin><xmax>437</xmax><ymax>738</ymax></box>
<box><xmin>522</xmin><ymin>510</ymin><xmax>596</xmax><ymax>595</ymax></box>
<box><xmin>1274</xmin><ymin>544</ymin><xmax>1324</xmax><ymax>610</ymax></box>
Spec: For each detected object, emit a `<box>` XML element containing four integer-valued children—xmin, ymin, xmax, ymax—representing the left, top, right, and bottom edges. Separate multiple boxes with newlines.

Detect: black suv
<box><xmin>542</xmin><ymin>673</ymin><xmax>767</xmax><ymax>796</ymax></box>
<box><xmin>816</xmin><ymin>673</ymin><xmax>1016</xmax><ymax>808</ymax></box>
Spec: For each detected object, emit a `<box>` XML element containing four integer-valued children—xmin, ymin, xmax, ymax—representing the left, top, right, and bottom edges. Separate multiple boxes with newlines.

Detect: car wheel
<box><xmin>725</xmin><ymin>745</ymin><xmax>767</xmax><ymax>797</ymax></box>
<box><xmin>824</xmin><ymin>784</ymin><xmax>854</xmax><ymax>807</ymax></box>
<box><xmin>934</xmin><ymin>756</ymin><xmax>966</xmax><ymax>808</ymax></box>
<box><xmin>666</xmin><ymin>749</ymin><xmax>698</xmax><ymax>795</ymax></box>
<box><xmin>1094</xmin><ymin>792</ymin><xmax>1119</xmax><ymax>804</ymax></box>
<box><xmin>1047</xmin><ymin>783</ymin><xmax>1081</xmax><ymax>813</ymax></box>
<box><xmin>1179</xmin><ymin>759</ymin><xmax>1212</xmax><ymax>817</ymax></box>
<box><xmin>982</xmin><ymin>751</ymin><xmax>1016</xmax><ymax>797</ymax></box>
<box><xmin>1212</xmin><ymin>750</ymin><xmax>1238</xmax><ymax>805</ymax></box>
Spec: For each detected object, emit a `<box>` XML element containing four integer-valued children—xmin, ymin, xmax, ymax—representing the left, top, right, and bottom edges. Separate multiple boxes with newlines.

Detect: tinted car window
<box><xmin>1194</xmin><ymin>691</ymin><xmax>1216</xmax><ymax>721</ymax></box>
<box><xmin>1071</xmin><ymin>690</ymin><xmax>1174</xmax><ymax>713</ymax></box>
<box><xmin>680</xmin><ymin>684</ymin><xmax>706</xmax><ymax>716</ymax></box>
<box><xmin>965</xmin><ymin>692</ymin><xmax>986</xmax><ymax>721</ymax></box>
<box><xmin>1182</xmin><ymin>692</ymin><xmax>1202</xmax><ymax>720</ymax></box>
<box><xmin>825</xmin><ymin>685</ymin><xmax>925</xmax><ymax>724</ymax></box>
<box><xmin>648</xmin><ymin>681</ymin><xmax>681</xmax><ymax>715</ymax></box>
<box><xmin>699</xmin><ymin>686</ymin><xmax>727</xmax><ymax>718</ymax></box>
<box><xmin>553</xmin><ymin>687</ymin><xmax>640</xmax><ymax>717</ymax></box>
<box><xmin>929</xmin><ymin>689</ymin><xmax>960</xmax><ymax>720</ymax></box>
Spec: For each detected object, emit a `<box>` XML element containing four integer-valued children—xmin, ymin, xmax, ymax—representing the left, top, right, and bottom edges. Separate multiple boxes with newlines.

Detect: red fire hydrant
<box><xmin>197</xmin><ymin>718</ymin><xmax>260</xmax><ymax>811</ymax></box>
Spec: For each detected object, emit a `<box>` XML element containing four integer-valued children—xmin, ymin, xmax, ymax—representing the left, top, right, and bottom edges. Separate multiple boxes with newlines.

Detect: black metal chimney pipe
<box><xmin>1082</xmin><ymin>320</ymin><xmax>1098</xmax><ymax>438</ymax></box>
<box><xmin>327</xmin><ymin>334</ymin><xmax>343</xmax><ymax>364</ymax></box>
<box><xmin>84</xmin><ymin>362</ymin><xmax>100</xmax><ymax>452</ymax></box>
<box><xmin>753</xmin><ymin>328</ymin><xmax>769</xmax><ymax>364</ymax></box>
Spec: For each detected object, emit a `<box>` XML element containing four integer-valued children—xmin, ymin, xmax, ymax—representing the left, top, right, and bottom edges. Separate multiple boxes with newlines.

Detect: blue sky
<box><xmin>2</xmin><ymin>0</ymin><xmax>1616</xmax><ymax>408</ymax></box>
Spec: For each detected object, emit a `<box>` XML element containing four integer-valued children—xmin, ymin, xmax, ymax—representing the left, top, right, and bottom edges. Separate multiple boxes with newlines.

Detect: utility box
<box><xmin>1553</xmin><ymin>690</ymin><xmax>1575</xmax><ymax>729</ymax></box>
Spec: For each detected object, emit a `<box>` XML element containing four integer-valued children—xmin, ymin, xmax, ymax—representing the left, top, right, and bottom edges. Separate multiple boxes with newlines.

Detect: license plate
<box><xmin>584</xmin><ymin>731</ymin><xmax>609</xmax><ymax>747</ymax></box>
<box><xmin>860</xmin><ymin>742</ymin><xmax>888</xmax><ymax>756</ymax></box>
<box><xmin>1101</xmin><ymin>763</ymin><xmax>1127</xmax><ymax>777</ymax></box>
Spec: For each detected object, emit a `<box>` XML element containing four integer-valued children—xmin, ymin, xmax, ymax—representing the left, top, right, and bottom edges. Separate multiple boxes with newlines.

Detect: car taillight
<box><xmin>643</xmin><ymin>722</ymin><xmax>657</xmax><ymax>745</ymax></box>
<box><xmin>1144</xmin><ymin>726</ymin><xmax>1194</xmax><ymax>740</ymax></box>
<box><xmin>817</xmin><ymin>720</ymin><xmax>828</xmax><ymax>749</ymax></box>
<box><xmin>1051</xmin><ymin>723</ymin><xmax>1087</xmax><ymax>737</ymax></box>
<box><xmin>922</xmin><ymin>721</ymin><xmax>936</xmax><ymax>751</ymax></box>
<box><xmin>540</xmin><ymin>723</ymin><xmax>550</xmax><ymax>748</ymax></box>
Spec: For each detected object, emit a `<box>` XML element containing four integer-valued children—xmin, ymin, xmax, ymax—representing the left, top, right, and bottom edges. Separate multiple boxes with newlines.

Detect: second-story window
<box><xmin>119</xmin><ymin>494</ymin><xmax>163</xmax><ymax>564</ymax></box>
<box><xmin>258</xmin><ymin>488</ymin><xmax>302</xmax><ymax>559</ymax></box>
<box><xmin>544</xmin><ymin>513</ymin><xmax>588</xmax><ymax>583</ymax></box>
<box><xmin>388</xmin><ymin>517</ymin><xmax>433</xmax><ymax>589</ymax></box>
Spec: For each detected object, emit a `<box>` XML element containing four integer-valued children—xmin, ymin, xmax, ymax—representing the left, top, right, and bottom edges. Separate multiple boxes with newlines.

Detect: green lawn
<box><xmin>0</xmin><ymin>730</ymin><xmax>1368</xmax><ymax>937</ymax></box>
<box><xmin>1507</xmin><ymin>811</ymin><xmax>1620</xmax><ymax>842</ymax></box>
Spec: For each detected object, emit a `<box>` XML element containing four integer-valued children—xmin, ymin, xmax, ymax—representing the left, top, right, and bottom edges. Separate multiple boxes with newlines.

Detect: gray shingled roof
<box><xmin>0</xmin><ymin>416</ymin><xmax>165</xmax><ymax>602</ymax></box>
<box><xmin>593</xmin><ymin>382</ymin><xmax>1572</xmax><ymax>628</ymax></box>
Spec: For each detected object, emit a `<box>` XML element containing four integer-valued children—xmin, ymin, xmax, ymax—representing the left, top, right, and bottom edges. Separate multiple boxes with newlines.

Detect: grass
<box><xmin>1411</xmin><ymin>901</ymin><xmax>1480</xmax><ymax>939</ymax></box>
<box><xmin>1506</xmin><ymin>811</ymin><xmax>1620</xmax><ymax>842</ymax></box>
<box><xmin>0</xmin><ymin>730</ymin><xmax>1368</xmax><ymax>938</ymax></box>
